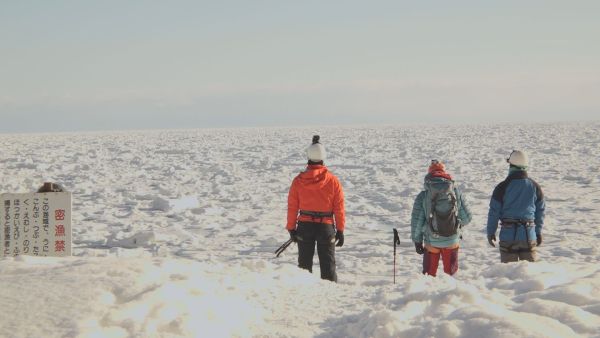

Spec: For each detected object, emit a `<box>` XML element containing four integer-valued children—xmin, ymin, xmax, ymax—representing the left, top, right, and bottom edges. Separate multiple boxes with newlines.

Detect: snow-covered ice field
<box><xmin>1</xmin><ymin>122</ymin><xmax>599</xmax><ymax>338</ymax></box>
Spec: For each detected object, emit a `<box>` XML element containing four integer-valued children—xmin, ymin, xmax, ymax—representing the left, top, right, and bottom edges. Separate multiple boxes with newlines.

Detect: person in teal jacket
<box><xmin>411</xmin><ymin>160</ymin><xmax>472</xmax><ymax>276</ymax></box>
<box><xmin>487</xmin><ymin>150</ymin><xmax>545</xmax><ymax>263</ymax></box>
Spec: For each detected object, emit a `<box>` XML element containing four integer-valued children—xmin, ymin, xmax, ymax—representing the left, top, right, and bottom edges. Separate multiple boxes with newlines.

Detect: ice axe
<box><xmin>274</xmin><ymin>238</ymin><xmax>294</xmax><ymax>257</ymax></box>
<box><xmin>393</xmin><ymin>228</ymin><xmax>400</xmax><ymax>284</ymax></box>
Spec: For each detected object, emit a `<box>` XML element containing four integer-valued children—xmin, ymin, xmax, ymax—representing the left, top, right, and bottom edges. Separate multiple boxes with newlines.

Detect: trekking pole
<box><xmin>274</xmin><ymin>238</ymin><xmax>294</xmax><ymax>257</ymax></box>
<box><xmin>393</xmin><ymin>228</ymin><xmax>400</xmax><ymax>284</ymax></box>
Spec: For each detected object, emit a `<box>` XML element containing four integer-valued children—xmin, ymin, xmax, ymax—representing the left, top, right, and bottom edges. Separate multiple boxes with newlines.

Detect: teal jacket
<box><xmin>411</xmin><ymin>175</ymin><xmax>472</xmax><ymax>248</ymax></box>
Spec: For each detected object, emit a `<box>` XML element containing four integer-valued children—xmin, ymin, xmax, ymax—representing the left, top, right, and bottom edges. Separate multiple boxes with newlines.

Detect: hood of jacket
<box><xmin>423</xmin><ymin>171</ymin><xmax>453</xmax><ymax>187</ymax></box>
<box><xmin>296</xmin><ymin>165</ymin><xmax>331</xmax><ymax>189</ymax></box>
<box><xmin>426</xmin><ymin>170</ymin><xmax>453</xmax><ymax>181</ymax></box>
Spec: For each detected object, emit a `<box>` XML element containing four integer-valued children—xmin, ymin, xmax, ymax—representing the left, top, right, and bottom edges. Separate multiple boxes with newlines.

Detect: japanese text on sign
<box><xmin>0</xmin><ymin>192</ymin><xmax>72</xmax><ymax>257</ymax></box>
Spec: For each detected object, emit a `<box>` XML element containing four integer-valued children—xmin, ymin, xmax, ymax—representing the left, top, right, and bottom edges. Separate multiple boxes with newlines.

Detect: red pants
<box><xmin>422</xmin><ymin>247</ymin><xmax>458</xmax><ymax>276</ymax></box>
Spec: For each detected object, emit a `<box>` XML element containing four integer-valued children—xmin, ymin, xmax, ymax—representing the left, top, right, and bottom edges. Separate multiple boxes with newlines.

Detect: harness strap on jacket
<box><xmin>299</xmin><ymin>210</ymin><xmax>334</xmax><ymax>224</ymax></box>
<box><xmin>501</xmin><ymin>219</ymin><xmax>534</xmax><ymax>226</ymax></box>
<box><xmin>299</xmin><ymin>210</ymin><xmax>334</xmax><ymax>218</ymax></box>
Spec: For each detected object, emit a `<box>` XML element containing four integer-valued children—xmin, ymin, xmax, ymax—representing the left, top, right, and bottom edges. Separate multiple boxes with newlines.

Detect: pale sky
<box><xmin>1</xmin><ymin>1</ymin><xmax>599</xmax><ymax>132</ymax></box>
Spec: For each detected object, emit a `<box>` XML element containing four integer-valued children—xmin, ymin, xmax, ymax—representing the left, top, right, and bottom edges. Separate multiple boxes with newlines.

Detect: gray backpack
<box><xmin>425</xmin><ymin>177</ymin><xmax>460</xmax><ymax>237</ymax></box>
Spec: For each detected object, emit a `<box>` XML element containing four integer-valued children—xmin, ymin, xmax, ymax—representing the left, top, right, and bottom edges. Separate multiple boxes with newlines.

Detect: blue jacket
<box><xmin>487</xmin><ymin>170</ymin><xmax>545</xmax><ymax>242</ymax></box>
<box><xmin>411</xmin><ymin>176</ymin><xmax>472</xmax><ymax>248</ymax></box>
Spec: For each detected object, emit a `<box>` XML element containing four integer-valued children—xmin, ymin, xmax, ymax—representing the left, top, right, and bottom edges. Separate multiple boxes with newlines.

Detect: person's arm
<box><xmin>533</xmin><ymin>181</ymin><xmax>545</xmax><ymax>234</ymax></box>
<box><xmin>486</xmin><ymin>185</ymin><xmax>502</xmax><ymax>236</ymax></box>
<box><xmin>456</xmin><ymin>188</ymin><xmax>472</xmax><ymax>225</ymax></box>
<box><xmin>333</xmin><ymin>178</ymin><xmax>345</xmax><ymax>232</ymax></box>
<box><xmin>411</xmin><ymin>191</ymin><xmax>426</xmax><ymax>243</ymax></box>
<box><xmin>286</xmin><ymin>178</ymin><xmax>300</xmax><ymax>230</ymax></box>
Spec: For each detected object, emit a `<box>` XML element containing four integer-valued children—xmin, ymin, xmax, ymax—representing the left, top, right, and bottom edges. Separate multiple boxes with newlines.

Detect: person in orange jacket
<box><xmin>286</xmin><ymin>135</ymin><xmax>345</xmax><ymax>282</ymax></box>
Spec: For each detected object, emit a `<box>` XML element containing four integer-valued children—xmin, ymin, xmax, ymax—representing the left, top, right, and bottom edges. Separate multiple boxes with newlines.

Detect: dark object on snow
<box><xmin>275</xmin><ymin>238</ymin><xmax>294</xmax><ymax>257</ymax></box>
<box><xmin>37</xmin><ymin>182</ymin><xmax>65</xmax><ymax>193</ymax></box>
<box><xmin>536</xmin><ymin>233</ymin><xmax>542</xmax><ymax>246</ymax></box>
<box><xmin>312</xmin><ymin>135</ymin><xmax>320</xmax><ymax>144</ymax></box>
<box><xmin>393</xmin><ymin>228</ymin><xmax>400</xmax><ymax>284</ymax></box>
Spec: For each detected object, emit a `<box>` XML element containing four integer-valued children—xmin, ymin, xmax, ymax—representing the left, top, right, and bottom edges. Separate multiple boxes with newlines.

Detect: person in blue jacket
<box><xmin>411</xmin><ymin>160</ymin><xmax>472</xmax><ymax>276</ymax></box>
<box><xmin>487</xmin><ymin>150</ymin><xmax>545</xmax><ymax>263</ymax></box>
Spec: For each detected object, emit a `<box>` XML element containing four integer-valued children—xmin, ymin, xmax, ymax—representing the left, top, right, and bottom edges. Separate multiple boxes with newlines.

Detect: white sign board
<box><xmin>0</xmin><ymin>192</ymin><xmax>72</xmax><ymax>257</ymax></box>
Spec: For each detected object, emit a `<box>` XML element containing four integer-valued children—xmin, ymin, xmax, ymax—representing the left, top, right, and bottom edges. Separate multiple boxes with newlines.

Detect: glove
<box><xmin>288</xmin><ymin>230</ymin><xmax>298</xmax><ymax>242</ymax></box>
<box><xmin>414</xmin><ymin>242</ymin><xmax>424</xmax><ymax>255</ymax></box>
<box><xmin>335</xmin><ymin>231</ymin><xmax>344</xmax><ymax>247</ymax></box>
<box><xmin>536</xmin><ymin>233</ymin><xmax>542</xmax><ymax>246</ymax></box>
<box><xmin>487</xmin><ymin>234</ymin><xmax>496</xmax><ymax>247</ymax></box>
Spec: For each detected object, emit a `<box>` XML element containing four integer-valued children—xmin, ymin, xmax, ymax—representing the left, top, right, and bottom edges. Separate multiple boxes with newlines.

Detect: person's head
<box><xmin>428</xmin><ymin>159</ymin><xmax>446</xmax><ymax>174</ymax></box>
<box><xmin>37</xmin><ymin>182</ymin><xmax>64</xmax><ymax>193</ymax></box>
<box><xmin>506</xmin><ymin>150</ymin><xmax>528</xmax><ymax>170</ymax></box>
<box><xmin>306</xmin><ymin>135</ymin><xmax>326</xmax><ymax>165</ymax></box>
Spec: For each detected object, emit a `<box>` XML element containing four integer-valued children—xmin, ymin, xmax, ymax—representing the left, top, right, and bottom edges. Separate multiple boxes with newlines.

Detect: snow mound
<box><xmin>0</xmin><ymin>257</ymin><xmax>325</xmax><ymax>338</ymax></box>
<box><xmin>106</xmin><ymin>231</ymin><xmax>157</xmax><ymax>249</ymax></box>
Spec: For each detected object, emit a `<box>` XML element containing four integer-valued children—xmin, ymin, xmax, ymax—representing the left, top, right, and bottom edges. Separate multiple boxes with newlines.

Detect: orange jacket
<box><xmin>287</xmin><ymin>165</ymin><xmax>345</xmax><ymax>231</ymax></box>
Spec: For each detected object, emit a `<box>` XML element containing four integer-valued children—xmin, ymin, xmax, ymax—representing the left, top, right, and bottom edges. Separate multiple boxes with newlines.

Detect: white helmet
<box><xmin>306</xmin><ymin>135</ymin><xmax>326</xmax><ymax>162</ymax></box>
<box><xmin>507</xmin><ymin>150</ymin><xmax>528</xmax><ymax>168</ymax></box>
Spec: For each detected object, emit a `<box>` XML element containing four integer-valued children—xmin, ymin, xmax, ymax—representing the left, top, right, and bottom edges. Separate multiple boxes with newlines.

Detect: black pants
<box><xmin>296</xmin><ymin>221</ymin><xmax>337</xmax><ymax>282</ymax></box>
